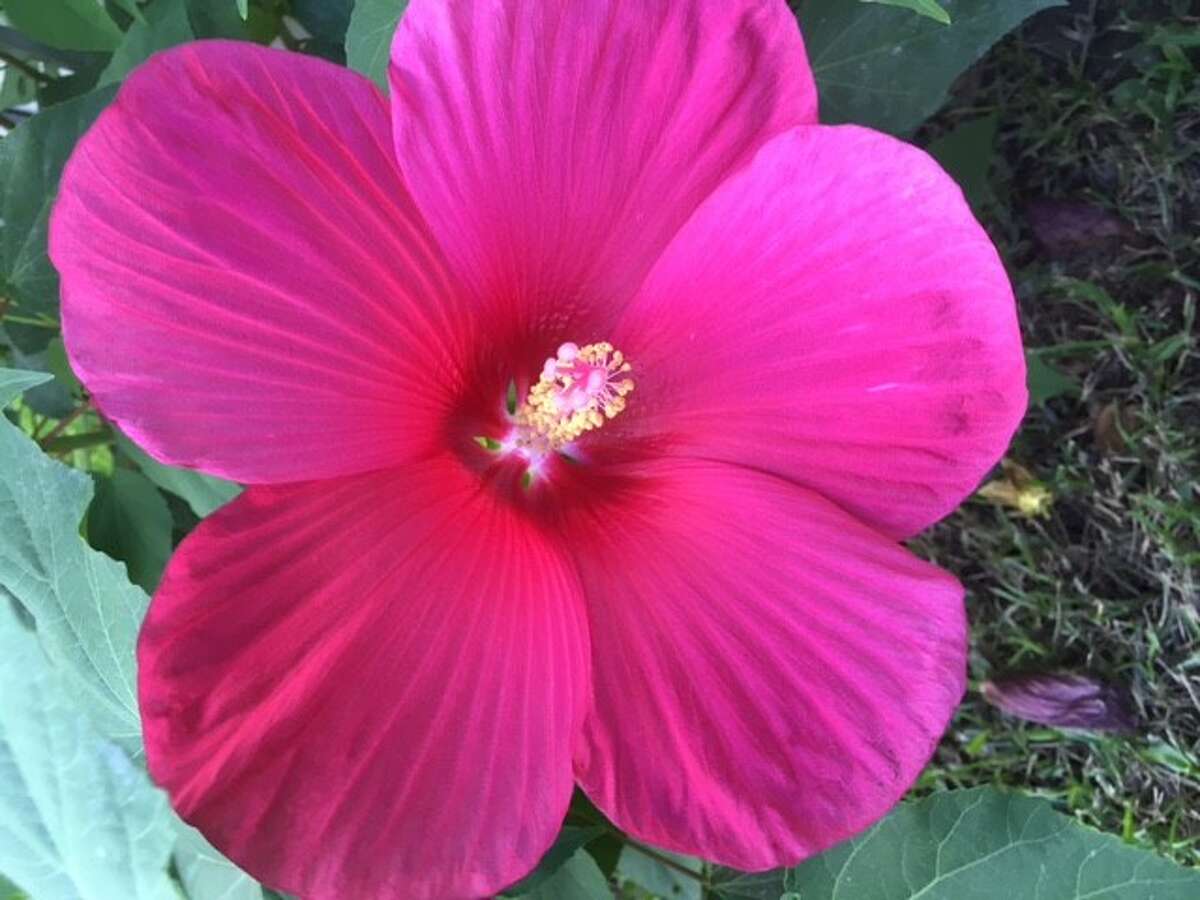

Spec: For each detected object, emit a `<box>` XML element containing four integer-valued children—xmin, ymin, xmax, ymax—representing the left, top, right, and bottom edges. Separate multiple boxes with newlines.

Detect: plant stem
<box><xmin>38</xmin><ymin>403</ymin><xmax>89</xmax><ymax>448</ymax></box>
<box><xmin>0</xmin><ymin>49</ymin><xmax>51</xmax><ymax>83</ymax></box>
<box><xmin>0</xmin><ymin>313</ymin><xmax>59</xmax><ymax>328</ymax></box>
<box><xmin>43</xmin><ymin>428</ymin><xmax>112</xmax><ymax>455</ymax></box>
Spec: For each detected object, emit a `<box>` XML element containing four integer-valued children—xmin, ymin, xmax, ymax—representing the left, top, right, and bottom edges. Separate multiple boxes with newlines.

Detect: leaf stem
<box><xmin>42</xmin><ymin>427</ymin><xmax>112</xmax><ymax>454</ymax></box>
<box><xmin>0</xmin><ymin>313</ymin><xmax>59</xmax><ymax>328</ymax></box>
<box><xmin>38</xmin><ymin>403</ymin><xmax>90</xmax><ymax>448</ymax></box>
<box><xmin>0</xmin><ymin>49</ymin><xmax>52</xmax><ymax>83</ymax></box>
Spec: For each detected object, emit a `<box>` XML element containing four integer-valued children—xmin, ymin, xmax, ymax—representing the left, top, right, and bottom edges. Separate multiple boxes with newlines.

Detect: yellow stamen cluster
<box><xmin>517</xmin><ymin>342</ymin><xmax>634</xmax><ymax>448</ymax></box>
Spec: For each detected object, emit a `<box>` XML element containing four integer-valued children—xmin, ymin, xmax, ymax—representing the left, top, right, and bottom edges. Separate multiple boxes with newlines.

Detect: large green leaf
<box><xmin>183</xmin><ymin>0</ymin><xmax>252</xmax><ymax>40</ymax></box>
<box><xmin>0</xmin><ymin>603</ymin><xmax>176</xmax><ymax>900</ymax></box>
<box><xmin>4</xmin><ymin>0</ymin><xmax>123</xmax><ymax>52</ymax></box>
<box><xmin>292</xmin><ymin>0</ymin><xmax>353</xmax><ymax>46</ymax></box>
<box><xmin>505</xmin><ymin>825</ymin><xmax>605</xmax><ymax>895</ymax></box>
<box><xmin>617</xmin><ymin>845</ymin><xmax>702</xmax><ymax>900</ymax></box>
<box><xmin>0</xmin><ymin>369</ymin><xmax>52</xmax><ymax>404</ymax></box>
<box><xmin>173</xmin><ymin>821</ymin><xmax>264</xmax><ymax>900</ymax></box>
<box><xmin>723</xmin><ymin>788</ymin><xmax>1200</xmax><ymax>899</ymax></box>
<box><xmin>0</xmin><ymin>58</ymin><xmax>39</xmax><ymax>109</ymax></box>
<box><xmin>116</xmin><ymin>433</ymin><xmax>240</xmax><ymax>518</ymax></box>
<box><xmin>100</xmin><ymin>0</ymin><xmax>195</xmax><ymax>85</ymax></box>
<box><xmin>925</xmin><ymin>113</ymin><xmax>999</xmax><ymax>211</ymax></box>
<box><xmin>0</xmin><ymin>85</ymin><xmax>117</xmax><ymax>351</ymax></box>
<box><xmin>0</xmin><ymin>873</ymin><xmax>25</xmax><ymax>899</ymax></box>
<box><xmin>2</xmin><ymin>337</ymin><xmax>76</xmax><ymax>418</ymax></box>
<box><xmin>346</xmin><ymin>0</ymin><xmax>408</xmax><ymax>89</ymax></box>
<box><xmin>863</xmin><ymin>0</ymin><xmax>950</xmax><ymax>25</ymax></box>
<box><xmin>797</xmin><ymin>0</ymin><xmax>1065</xmax><ymax>134</ymax></box>
<box><xmin>88</xmin><ymin>469</ymin><xmax>174</xmax><ymax>593</ymax></box>
<box><xmin>0</xmin><ymin>368</ymin><xmax>146</xmax><ymax>750</ymax></box>
<box><xmin>519</xmin><ymin>850</ymin><xmax>610</xmax><ymax>900</ymax></box>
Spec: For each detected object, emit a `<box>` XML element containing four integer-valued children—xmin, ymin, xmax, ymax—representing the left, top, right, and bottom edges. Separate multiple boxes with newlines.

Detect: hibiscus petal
<box><xmin>140</xmin><ymin>458</ymin><xmax>589</xmax><ymax>899</ymax></box>
<box><xmin>610</xmin><ymin>125</ymin><xmax>1027</xmax><ymax>538</ymax></box>
<box><xmin>568</xmin><ymin>460</ymin><xmax>966</xmax><ymax>869</ymax></box>
<box><xmin>51</xmin><ymin>42</ymin><xmax>468</xmax><ymax>483</ymax></box>
<box><xmin>389</xmin><ymin>0</ymin><xmax>816</xmax><ymax>322</ymax></box>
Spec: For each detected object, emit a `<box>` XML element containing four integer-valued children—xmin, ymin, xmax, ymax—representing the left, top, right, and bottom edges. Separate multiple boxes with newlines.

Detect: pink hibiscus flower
<box><xmin>49</xmin><ymin>1</ymin><xmax>1026</xmax><ymax>897</ymax></box>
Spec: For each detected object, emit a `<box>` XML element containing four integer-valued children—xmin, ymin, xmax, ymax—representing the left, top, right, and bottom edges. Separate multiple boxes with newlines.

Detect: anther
<box><xmin>516</xmin><ymin>341</ymin><xmax>634</xmax><ymax>448</ymax></box>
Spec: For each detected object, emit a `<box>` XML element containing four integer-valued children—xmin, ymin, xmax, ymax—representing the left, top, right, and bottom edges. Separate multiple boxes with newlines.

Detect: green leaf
<box><xmin>617</xmin><ymin>845</ymin><xmax>702</xmax><ymax>900</ymax></box>
<box><xmin>862</xmin><ymin>0</ymin><xmax>951</xmax><ymax>25</ymax></box>
<box><xmin>780</xmin><ymin>788</ymin><xmax>1200</xmax><ymax>899</ymax></box>
<box><xmin>2</xmin><ymin>338</ymin><xmax>76</xmax><ymax>418</ymax></box>
<box><xmin>0</xmin><ymin>85</ymin><xmax>118</xmax><ymax>352</ymax></box>
<box><xmin>44</xmin><ymin>337</ymin><xmax>83</xmax><ymax>397</ymax></box>
<box><xmin>798</xmin><ymin>0</ymin><xmax>1066</xmax><ymax>135</ymax></box>
<box><xmin>0</xmin><ymin>60</ymin><xmax>39</xmax><ymax>109</ymax></box>
<box><xmin>0</xmin><ymin>368</ymin><xmax>52</xmax><ymax>402</ymax></box>
<box><xmin>236</xmin><ymin>0</ymin><xmax>249</xmax><ymax>20</ymax></box>
<box><xmin>116</xmin><ymin>433</ymin><xmax>240</xmax><ymax>518</ymax></box>
<box><xmin>505</xmin><ymin>826</ymin><xmax>606</xmax><ymax>895</ymax></box>
<box><xmin>0</xmin><ymin>367</ymin><xmax>147</xmax><ymax>751</ymax></box>
<box><xmin>100</xmin><ymin>0</ymin><xmax>195</xmax><ymax>85</ymax></box>
<box><xmin>173</xmin><ymin>821</ymin><xmax>264</xmax><ymax>900</ymax></box>
<box><xmin>0</xmin><ymin>873</ymin><xmax>26</xmax><ymax>900</ymax></box>
<box><xmin>709</xmin><ymin>868</ymin><xmax>787</xmax><ymax>900</ymax></box>
<box><xmin>36</xmin><ymin>54</ymin><xmax>111</xmax><ymax>109</ymax></box>
<box><xmin>0</xmin><ymin>603</ymin><xmax>176</xmax><ymax>900</ymax></box>
<box><xmin>109</xmin><ymin>0</ymin><xmax>148</xmax><ymax>23</ymax></box>
<box><xmin>4</xmin><ymin>0</ymin><xmax>123</xmax><ymax>52</ymax></box>
<box><xmin>291</xmin><ymin>0</ymin><xmax>353</xmax><ymax>46</ymax></box>
<box><xmin>346</xmin><ymin>0</ymin><xmax>409</xmax><ymax>89</ymax></box>
<box><xmin>518</xmin><ymin>850</ymin><xmax>610</xmax><ymax>900</ymax></box>
<box><xmin>925</xmin><ymin>113</ymin><xmax>999</xmax><ymax>211</ymax></box>
<box><xmin>87</xmin><ymin>469</ymin><xmax>174</xmax><ymax>592</ymax></box>
<box><xmin>184</xmin><ymin>0</ymin><xmax>251</xmax><ymax>39</ymax></box>
<box><xmin>1026</xmin><ymin>351</ymin><xmax>1080</xmax><ymax>406</ymax></box>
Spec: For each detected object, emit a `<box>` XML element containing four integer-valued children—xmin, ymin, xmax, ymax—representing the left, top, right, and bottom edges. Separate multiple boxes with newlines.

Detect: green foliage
<box><xmin>173</xmin><ymin>822</ymin><xmax>264</xmax><ymax>900</ymax></box>
<box><xmin>505</xmin><ymin>825</ymin><xmax>606</xmax><ymax>895</ymax></box>
<box><xmin>292</xmin><ymin>0</ymin><xmax>354</xmax><ymax>61</ymax></box>
<box><xmin>706</xmin><ymin>789</ymin><xmax>1200</xmax><ymax>899</ymax></box>
<box><xmin>87</xmin><ymin>468</ymin><xmax>174</xmax><ymax>592</ymax></box>
<box><xmin>798</xmin><ymin>0</ymin><xmax>1066</xmax><ymax>134</ymax></box>
<box><xmin>100</xmin><ymin>0</ymin><xmax>195</xmax><ymax>85</ymax></box>
<box><xmin>617</xmin><ymin>845</ymin><xmax>702</xmax><ymax>899</ymax></box>
<box><xmin>116</xmin><ymin>433</ymin><xmax>240</xmax><ymax>519</ymax></box>
<box><xmin>1025</xmin><ymin>351</ymin><xmax>1081</xmax><ymax>406</ymax></box>
<box><xmin>0</xmin><ymin>602</ymin><xmax>177</xmax><ymax>900</ymax></box>
<box><xmin>0</xmin><ymin>368</ymin><xmax>146</xmax><ymax>751</ymax></box>
<box><xmin>926</xmin><ymin>113</ymin><xmax>998</xmax><ymax>211</ymax></box>
<box><xmin>862</xmin><ymin>0</ymin><xmax>951</xmax><ymax>25</ymax></box>
<box><xmin>0</xmin><ymin>86</ymin><xmax>116</xmax><ymax>351</ymax></box>
<box><xmin>4</xmin><ymin>0</ymin><xmax>122</xmax><ymax>52</ymax></box>
<box><xmin>346</xmin><ymin>0</ymin><xmax>409</xmax><ymax>89</ymax></box>
<box><xmin>184</xmin><ymin>0</ymin><xmax>255</xmax><ymax>40</ymax></box>
<box><xmin>912</xmin><ymin>4</ymin><xmax>1200</xmax><ymax>860</ymax></box>
<box><xmin>0</xmin><ymin>368</ymin><xmax>51</xmax><ymax>403</ymax></box>
<box><xmin>516</xmin><ymin>850</ymin><xmax>610</xmax><ymax>900</ymax></box>
<box><xmin>781</xmin><ymin>788</ymin><xmax>1200</xmax><ymax>899</ymax></box>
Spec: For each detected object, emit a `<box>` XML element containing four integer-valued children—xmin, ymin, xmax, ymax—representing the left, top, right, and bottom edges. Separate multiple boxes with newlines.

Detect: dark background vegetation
<box><xmin>913</xmin><ymin>0</ymin><xmax>1200</xmax><ymax>866</ymax></box>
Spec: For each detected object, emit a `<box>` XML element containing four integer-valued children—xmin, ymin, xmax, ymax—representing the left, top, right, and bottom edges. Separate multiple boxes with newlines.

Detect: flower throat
<box><xmin>477</xmin><ymin>341</ymin><xmax>634</xmax><ymax>478</ymax></box>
